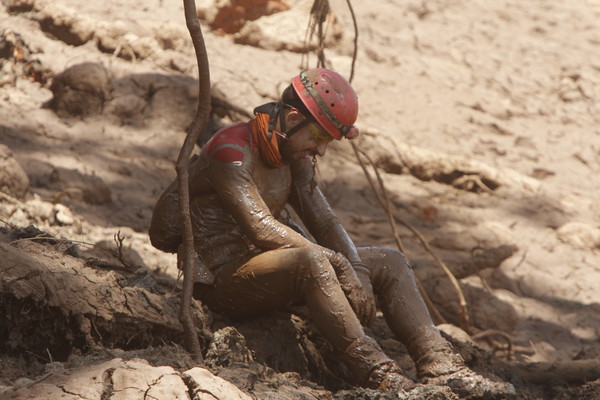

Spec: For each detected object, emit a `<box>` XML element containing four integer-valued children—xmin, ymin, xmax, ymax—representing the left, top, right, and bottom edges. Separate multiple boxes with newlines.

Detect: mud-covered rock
<box><xmin>205</xmin><ymin>326</ymin><xmax>254</xmax><ymax>367</ymax></box>
<box><xmin>184</xmin><ymin>367</ymin><xmax>253</xmax><ymax>400</ymax></box>
<box><xmin>0</xmin><ymin>144</ymin><xmax>29</xmax><ymax>199</ymax></box>
<box><xmin>34</xmin><ymin>2</ymin><xmax>96</xmax><ymax>46</ymax></box>
<box><xmin>48</xmin><ymin>62</ymin><xmax>111</xmax><ymax>118</ymax></box>
<box><xmin>335</xmin><ymin>385</ymin><xmax>458</xmax><ymax>400</ymax></box>
<box><xmin>4</xmin><ymin>0</ymin><xmax>35</xmax><ymax>13</ymax></box>
<box><xmin>3</xmin><ymin>196</ymin><xmax>79</xmax><ymax>229</ymax></box>
<box><xmin>231</xmin><ymin>312</ymin><xmax>345</xmax><ymax>387</ymax></box>
<box><xmin>412</xmin><ymin>245</ymin><xmax>518</xmax><ymax>333</ymax></box>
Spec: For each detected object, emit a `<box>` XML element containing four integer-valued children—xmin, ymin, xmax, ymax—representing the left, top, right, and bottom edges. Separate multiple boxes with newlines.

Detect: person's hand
<box><xmin>352</xmin><ymin>261</ymin><xmax>377</xmax><ymax>326</ymax></box>
<box><xmin>325</xmin><ymin>251</ymin><xmax>376</xmax><ymax>326</ymax></box>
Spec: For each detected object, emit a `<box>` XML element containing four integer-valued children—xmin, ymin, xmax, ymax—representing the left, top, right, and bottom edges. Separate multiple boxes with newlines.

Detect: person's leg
<box><xmin>359</xmin><ymin>247</ymin><xmax>515</xmax><ymax>399</ymax></box>
<box><xmin>357</xmin><ymin>247</ymin><xmax>447</xmax><ymax>360</ymax></box>
<box><xmin>195</xmin><ymin>247</ymin><xmax>413</xmax><ymax>390</ymax></box>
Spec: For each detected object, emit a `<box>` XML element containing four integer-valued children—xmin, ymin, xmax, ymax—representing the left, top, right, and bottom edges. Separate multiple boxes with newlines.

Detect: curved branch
<box><xmin>345</xmin><ymin>0</ymin><xmax>358</xmax><ymax>82</ymax></box>
<box><xmin>177</xmin><ymin>0</ymin><xmax>213</xmax><ymax>362</ymax></box>
<box><xmin>351</xmin><ymin>143</ymin><xmax>449</xmax><ymax>326</ymax></box>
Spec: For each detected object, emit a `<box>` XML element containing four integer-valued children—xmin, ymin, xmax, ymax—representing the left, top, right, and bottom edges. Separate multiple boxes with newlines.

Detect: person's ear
<box><xmin>285</xmin><ymin>107</ymin><xmax>303</xmax><ymax>125</ymax></box>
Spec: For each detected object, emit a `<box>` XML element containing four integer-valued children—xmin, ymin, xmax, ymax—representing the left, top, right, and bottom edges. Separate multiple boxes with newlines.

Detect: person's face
<box><xmin>280</xmin><ymin>110</ymin><xmax>334</xmax><ymax>163</ymax></box>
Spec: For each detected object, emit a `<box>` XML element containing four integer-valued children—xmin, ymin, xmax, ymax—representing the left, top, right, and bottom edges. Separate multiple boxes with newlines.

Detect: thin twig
<box><xmin>415</xmin><ymin>276</ymin><xmax>447</xmax><ymax>325</ymax></box>
<box><xmin>9</xmin><ymin>236</ymin><xmax>94</xmax><ymax>247</ymax></box>
<box><xmin>472</xmin><ymin>329</ymin><xmax>514</xmax><ymax>360</ymax></box>
<box><xmin>113</xmin><ymin>230</ymin><xmax>132</xmax><ymax>269</ymax></box>
<box><xmin>342</xmin><ymin>0</ymin><xmax>451</xmax><ymax>327</ymax></box>
<box><xmin>354</xmin><ymin>147</ymin><xmax>470</xmax><ymax>332</ymax></box>
<box><xmin>351</xmin><ymin>145</ymin><xmax>403</xmax><ymax>252</ymax></box>
<box><xmin>391</xmin><ymin>207</ymin><xmax>470</xmax><ymax>332</ymax></box>
<box><xmin>351</xmin><ymin>144</ymin><xmax>447</xmax><ymax>325</ymax></box>
<box><xmin>10</xmin><ymin>372</ymin><xmax>53</xmax><ymax>391</ymax></box>
<box><xmin>0</xmin><ymin>191</ymin><xmax>20</xmax><ymax>203</ymax></box>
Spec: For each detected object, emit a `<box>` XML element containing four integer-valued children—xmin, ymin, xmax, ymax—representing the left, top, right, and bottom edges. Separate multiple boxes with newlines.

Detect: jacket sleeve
<box><xmin>288</xmin><ymin>157</ymin><xmax>365</xmax><ymax>268</ymax></box>
<box><xmin>207</xmin><ymin>147</ymin><xmax>314</xmax><ymax>250</ymax></box>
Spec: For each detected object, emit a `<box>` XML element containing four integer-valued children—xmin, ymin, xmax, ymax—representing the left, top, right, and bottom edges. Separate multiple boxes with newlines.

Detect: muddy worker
<box><xmin>149</xmin><ymin>68</ymin><xmax>515</xmax><ymax>398</ymax></box>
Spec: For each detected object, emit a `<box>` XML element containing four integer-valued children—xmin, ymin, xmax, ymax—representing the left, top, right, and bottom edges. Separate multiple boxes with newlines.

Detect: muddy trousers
<box><xmin>194</xmin><ymin>246</ymin><xmax>447</xmax><ymax>385</ymax></box>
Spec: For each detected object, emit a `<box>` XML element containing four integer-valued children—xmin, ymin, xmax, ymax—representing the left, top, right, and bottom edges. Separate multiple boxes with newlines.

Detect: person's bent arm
<box><xmin>289</xmin><ymin>157</ymin><xmax>364</xmax><ymax>268</ymax></box>
<box><xmin>208</xmin><ymin>146</ymin><xmax>315</xmax><ymax>250</ymax></box>
<box><xmin>289</xmin><ymin>156</ymin><xmax>375</xmax><ymax>325</ymax></box>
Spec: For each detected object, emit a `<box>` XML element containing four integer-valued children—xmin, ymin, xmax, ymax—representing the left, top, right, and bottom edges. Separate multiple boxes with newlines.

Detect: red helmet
<box><xmin>291</xmin><ymin>68</ymin><xmax>359</xmax><ymax>140</ymax></box>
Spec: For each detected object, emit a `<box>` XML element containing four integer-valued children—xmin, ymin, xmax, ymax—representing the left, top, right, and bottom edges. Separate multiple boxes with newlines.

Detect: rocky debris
<box><xmin>0</xmin><ymin>29</ymin><xmax>49</xmax><ymax>87</ymax></box>
<box><xmin>205</xmin><ymin>326</ymin><xmax>254</xmax><ymax>367</ymax></box>
<box><xmin>335</xmin><ymin>386</ymin><xmax>457</xmax><ymax>400</ymax></box>
<box><xmin>0</xmin><ymin>144</ymin><xmax>29</xmax><ymax>199</ymax></box>
<box><xmin>1</xmin><ymin>195</ymin><xmax>78</xmax><ymax>228</ymax></box>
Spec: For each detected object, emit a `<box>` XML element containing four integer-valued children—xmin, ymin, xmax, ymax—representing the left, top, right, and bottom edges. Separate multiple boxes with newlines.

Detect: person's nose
<box><xmin>316</xmin><ymin>143</ymin><xmax>328</xmax><ymax>157</ymax></box>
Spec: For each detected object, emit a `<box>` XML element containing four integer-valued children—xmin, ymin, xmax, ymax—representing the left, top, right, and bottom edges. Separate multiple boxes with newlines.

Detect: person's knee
<box><xmin>366</xmin><ymin>247</ymin><xmax>413</xmax><ymax>291</ymax></box>
<box><xmin>293</xmin><ymin>247</ymin><xmax>337</xmax><ymax>285</ymax></box>
<box><xmin>387</xmin><ymin>248</ymin><xmax>411</xmax><ymax>271</ymax></box>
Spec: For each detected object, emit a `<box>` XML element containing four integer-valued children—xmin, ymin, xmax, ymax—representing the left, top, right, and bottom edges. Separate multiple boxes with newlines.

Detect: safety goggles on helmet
<box><xmin>307</xmin><ymin>121</ymin><xmax>334</xmax><ymax>144</ymax></box>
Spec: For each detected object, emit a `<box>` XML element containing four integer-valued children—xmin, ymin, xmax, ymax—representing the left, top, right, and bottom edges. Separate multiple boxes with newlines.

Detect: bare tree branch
<box><xmin>351</xmin><ymin>144</ymin><xmax>448</xmax><ymax>326</ymax></box>
<box><xmin>178</xmin><ymin>0</ymin><xmax>214</xmax><ymax>362</ymax></box>
<box><xmin>345</xmin><ymin>0</ymin><xmax>358</xmax><ymax>82</ymax></box>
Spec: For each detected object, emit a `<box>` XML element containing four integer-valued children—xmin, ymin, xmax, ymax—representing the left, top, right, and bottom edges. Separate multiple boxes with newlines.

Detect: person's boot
<box><xmin>416</xmin><ymin>344</ymin><xmax>516</xmax><ymax>400</ymax></box>
<box><xmin>340</xmin><ymin>336</ymin><xmax>416</xmax><ymax>393</ymax></box>
<box><xmin>364</xmin><ymin>361</ymin><xmax>417</xmax><ymax>393</ymax></box>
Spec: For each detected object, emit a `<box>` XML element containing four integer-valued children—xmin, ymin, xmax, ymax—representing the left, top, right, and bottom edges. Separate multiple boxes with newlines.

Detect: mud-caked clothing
<box><xmin>149</xmin><ymin>122</ymin><xmax>439</xmax><ymax>384</ymax></box>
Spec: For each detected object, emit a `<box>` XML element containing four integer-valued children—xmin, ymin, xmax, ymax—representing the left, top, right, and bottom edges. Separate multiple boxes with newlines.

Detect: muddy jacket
<box><xmin>149</xmin><ymin>122</ymin><xmax>363</xmax><ymax>270</ymax></box>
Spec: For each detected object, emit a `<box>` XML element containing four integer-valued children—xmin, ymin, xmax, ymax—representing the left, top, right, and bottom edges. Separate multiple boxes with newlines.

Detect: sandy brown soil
<box><xmin>1</xmin><ymin>0</ymin><xmax>600</xmax><ymax>399</ymax></box>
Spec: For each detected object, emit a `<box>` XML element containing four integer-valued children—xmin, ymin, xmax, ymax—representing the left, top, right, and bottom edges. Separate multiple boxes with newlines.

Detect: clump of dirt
<box><xmin>0</xmin><ymin>145</ymin><xmax>29</xmax><ymax>199</ymax></box>
<box><xmin>47</xmin><ymin>62</ymin><xmax>111</xmax><ymax>118</ymax></box>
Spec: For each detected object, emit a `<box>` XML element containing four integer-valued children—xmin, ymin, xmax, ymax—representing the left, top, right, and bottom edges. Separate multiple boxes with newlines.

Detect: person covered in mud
<box><xmin>149</xmin><ymin>68</ymin><xmax>515</xmax><ymax>398</ymax></box>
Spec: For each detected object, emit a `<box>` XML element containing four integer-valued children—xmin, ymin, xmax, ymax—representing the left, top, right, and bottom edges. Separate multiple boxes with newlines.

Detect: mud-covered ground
<box><xmin>1</xmin><ymin>0</ymin><xmax>600</xmax><ymax>399</ymax></box>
